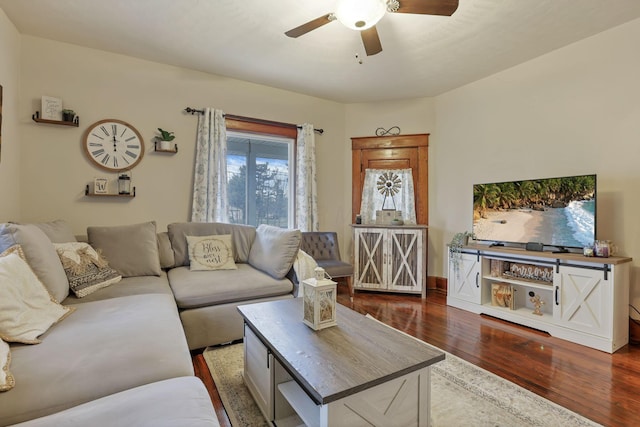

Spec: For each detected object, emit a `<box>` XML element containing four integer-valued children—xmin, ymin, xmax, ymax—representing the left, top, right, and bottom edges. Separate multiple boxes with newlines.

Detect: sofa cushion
<box><xmin>187</xmin><ymin>234</ymin><xmax>237</xmax><ymax>271</ymax></box>
<box><xmin>168</xmin><ymin>264</ymin><xmax>293</xmax><ymax>309</ymax></box>
<box><xmin>0</xmin><ymin>338</ymin><xmax>14</xmax><ymax>392</ymax></box>
<box><xmin>157</xmin><ymin>231</ymin><xmax>175</xmax><ymax>269</ymax></box>
<box><xmin>316</xmin><ymin>259</ymin><xmax>354</xmax><ymax>278</ymax></box>
<box><xmin>11</xmin><ymin>377</ymin><xmax>219</xmax><ymax>427</ymax></box>
<box><xmin>180</xmin><ymin>294</ymin><xmax>294</xmax><ymax>350</ymax></box>
<box><xmin>248</xmin><ymin>225</ymin><xmax>301</xmax><ymax>280</ymax></box>
<box><xmin>33</xmin><ymin>220</ymin><xmax>77</xmax><ymax>243</ymax></box>
<box><xmin>88</xmin><ymin>221</ymin><xmax>162</xmax><ymax>277</ymax></box>
<box><xmin>54</xmin><ymin>242</ymin><xmax>122</xmax><ymax>298</ymax></box>
<box><xmin>0</xmin><ymin>294</ymin><xmax>193</xmax><ymax>426</ymax></box>
<box><xmin>168</xmin><ymin>222</ymin><xmax>256</xmax><ymax>266</ymax></box>
<box><xmin>0</xmin><ymin>223</ymin><xmax>70</xmax><ymax>302</ymax></box>
<box><xmin>0</xmin><ymin>246</ymin><xmax>74</xmax><ymax>344</ymax></box>
<box><xmin>63</xmin><ymin>273</ymin><xmax>173</xmax><ymax>305</ymax></box>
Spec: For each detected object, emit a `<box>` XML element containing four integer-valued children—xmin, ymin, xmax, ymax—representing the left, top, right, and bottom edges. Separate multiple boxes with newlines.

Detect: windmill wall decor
<box><xmin>360</xmin><ymin>168</ymin><xmax>417</xmax><ymax>225</ymax></box>
<box><xmin>377</xmin><ymin>171</ymin><xmax>402</xmax><ymax>210</ymax></box>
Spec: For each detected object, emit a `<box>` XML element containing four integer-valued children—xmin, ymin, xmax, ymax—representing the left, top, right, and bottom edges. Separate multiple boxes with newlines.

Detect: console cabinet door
<box><xmin>553</xmin><ymin>266</ymin><xmax>611</xmax><ymax>338</ymax></box>
<box><xmin>387</xmin><ymin>228</ymin><xmax>424</xmax><ymax>292</ymax></box>
<box><xmin>244</xmin><ymin>325</ymin><xmax>274</xmax><ymax>421</ymax></box>
<box><xmin>354</xmin><ymin>228</ymin><xmax>386</xmax><ymax>289</ymax></box>
<box><xmin>448</xmin><ymin>252</ymin><xmax>482</xmax><ymax>304</ymax></box>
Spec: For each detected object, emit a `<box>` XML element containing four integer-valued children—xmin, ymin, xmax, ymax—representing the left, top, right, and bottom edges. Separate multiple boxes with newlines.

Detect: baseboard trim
<box><xmin>427</xmin><ymin>276</ymin><xmax>447</xmax><ymax>295</ymax></box>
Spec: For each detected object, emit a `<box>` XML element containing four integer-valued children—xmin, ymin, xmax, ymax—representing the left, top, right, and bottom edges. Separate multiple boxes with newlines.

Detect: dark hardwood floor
<box><xmin>193</xmin><ymin>286</ymin><xmax>640</xmax><ymax>427</ymax></box>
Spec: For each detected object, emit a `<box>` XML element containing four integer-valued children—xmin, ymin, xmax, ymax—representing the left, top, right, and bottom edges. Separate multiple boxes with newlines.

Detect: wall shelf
<box><xmin>32</xmin><ymin>111</ymin><xmax>79</xmax><ymax>127</ymax></box>
<box><xmin>154</xmin><ymin>141</ymin><xmax>178</xmax><ymax>153</ymax></box>
<box><xmin>85</xmin><ymin>185</ymin><xmax>135</xmax><ymax>198</ymax></box>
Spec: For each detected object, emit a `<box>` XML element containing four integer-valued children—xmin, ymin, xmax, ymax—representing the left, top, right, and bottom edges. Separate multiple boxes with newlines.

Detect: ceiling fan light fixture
<box><xmin>335</xmin><ymin>0</ymin><xmax>387</xmax><ymax>31</ymax></box>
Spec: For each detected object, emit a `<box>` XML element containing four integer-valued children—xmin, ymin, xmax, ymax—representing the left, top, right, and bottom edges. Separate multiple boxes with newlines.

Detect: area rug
<box><xmin>204</xmin><ymin>337</ymin><xmax>601</xmax><ymax>427</ymax></box>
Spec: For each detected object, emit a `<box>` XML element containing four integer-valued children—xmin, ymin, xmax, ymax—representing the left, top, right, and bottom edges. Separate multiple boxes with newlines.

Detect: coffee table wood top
<box><xmin>238</xmin><ymin>298</ymin><xmax>445</xmax><ymax>405</ymax></box>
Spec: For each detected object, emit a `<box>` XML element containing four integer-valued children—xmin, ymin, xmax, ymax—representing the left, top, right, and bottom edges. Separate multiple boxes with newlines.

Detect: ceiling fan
<box><xmin>285</xmin><ymin>0</ymin><xmax>459</xmax><ymax>56</ymax></box>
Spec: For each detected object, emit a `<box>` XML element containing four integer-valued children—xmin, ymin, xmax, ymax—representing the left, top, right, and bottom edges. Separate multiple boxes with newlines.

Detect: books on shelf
<box><xmin>491</xmin><ymin>283</ymin><xmax>515</xmax><ymax>310</ymax></box>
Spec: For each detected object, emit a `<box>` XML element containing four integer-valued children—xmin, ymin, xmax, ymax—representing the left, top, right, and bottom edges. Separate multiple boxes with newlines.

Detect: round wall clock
<box><xmin>82</xmin><ymin>119</ymin><xmax>144</xmax><ymax>171</ymax></box>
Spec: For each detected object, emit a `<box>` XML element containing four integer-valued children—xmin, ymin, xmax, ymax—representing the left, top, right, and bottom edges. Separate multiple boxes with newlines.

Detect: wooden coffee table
<box><xmin>238</xmin><ymin>298</ymin><xmax>444</xmax><ymax>427</ymax></box>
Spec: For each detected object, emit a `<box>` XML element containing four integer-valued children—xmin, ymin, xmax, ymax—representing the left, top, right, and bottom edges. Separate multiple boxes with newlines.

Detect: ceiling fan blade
<box><xmin>361</xmin><ymin>26</ymin><xmax>382</xmax><ymax>56</ymax></box>
<box><xmin>285</xmin><ymin>14</ymin><xmax>334</xmax><ymax>38</ymax></box>
<box><xmin>394</xmin><ymin>0</ymin><xmax>459</xmax><ymax>16</ymax></box>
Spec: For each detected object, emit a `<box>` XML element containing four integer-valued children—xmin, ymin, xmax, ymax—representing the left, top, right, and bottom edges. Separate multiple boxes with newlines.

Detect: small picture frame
<box><xmin>41</xmin><ymin>96</ymin><xmax>63</xmax><ymax>121</ymax></box>
<box><xmin>94</xmin><ymin>178</ymin><xmax>108</xmax><ymax>194</ymax></box>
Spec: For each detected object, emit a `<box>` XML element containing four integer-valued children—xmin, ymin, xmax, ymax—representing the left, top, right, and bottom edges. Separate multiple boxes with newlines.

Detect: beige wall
<box><xmin>4</xmin><ymin>11</ymin><xmax>640</xmax><ymax>300</ymax></box>
<box><xmin>17</xmin><ymin>36</ymin><xmax>349</xmax><ymax>246</ymax></box>
<box><xmin>0</xmin><ymin>8</ymin><xmax>21</xmax><ymax>221</ymax></box>
<box><xmin>432</xmin><ymin>18</ymin><xmax>640</xmax><ymax>299</ymax></box>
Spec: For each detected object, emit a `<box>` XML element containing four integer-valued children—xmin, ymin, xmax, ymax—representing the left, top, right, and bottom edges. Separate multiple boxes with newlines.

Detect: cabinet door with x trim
<box><xmin>354</xmin><ymin>227</ymin><xmax>425</xmax><ymax>294</ymax></box>
<box><xmin>554</xmin><ymin>265</ymin><xmax>611</xmax><ymax>338</ymax></box>
<box><xmin>386</xmin><ymin>228</ymin><xmax>424</xmax><ymax>292</ymax></box>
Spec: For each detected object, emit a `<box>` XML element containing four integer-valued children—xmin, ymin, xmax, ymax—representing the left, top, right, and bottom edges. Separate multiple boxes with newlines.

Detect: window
<box><xmin>226</xmin><ymin>131</ymin><xmax>295</xmax><ymax>228</ymax></box>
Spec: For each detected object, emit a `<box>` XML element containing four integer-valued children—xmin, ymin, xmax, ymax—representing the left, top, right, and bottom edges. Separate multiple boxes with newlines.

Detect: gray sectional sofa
<box><xmin>0</xmin><ymin>220</ymin><xmax>302</xmax><ymax>426</ymax></box>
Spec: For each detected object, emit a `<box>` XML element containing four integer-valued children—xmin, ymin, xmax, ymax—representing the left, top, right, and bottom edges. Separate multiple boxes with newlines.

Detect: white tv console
<box><xmin>447</xmin><ymin>244</ymin><xmax>632</xmax><ymax>353</ymax></box>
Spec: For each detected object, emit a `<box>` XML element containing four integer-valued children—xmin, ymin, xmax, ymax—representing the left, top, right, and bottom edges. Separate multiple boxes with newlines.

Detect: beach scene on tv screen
<box><xmin>473</xmin><ymin>175</ymin><xmax>596</xmax><ymax>248</ymax></box>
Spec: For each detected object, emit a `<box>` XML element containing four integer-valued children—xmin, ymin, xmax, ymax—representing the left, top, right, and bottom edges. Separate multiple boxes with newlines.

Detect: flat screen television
<box><xmin>472</xmin><ymin>174</ymin><xmax>596</xmax><ymax>250</ymax></box>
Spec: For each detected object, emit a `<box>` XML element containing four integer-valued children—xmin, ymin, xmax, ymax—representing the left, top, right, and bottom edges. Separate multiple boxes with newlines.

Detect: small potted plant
<box><xmin>449</xmin><ymin>231</ymin><xmax>475</xmax><ymax>277</ymax></box>
<box><xmin>156</xmin><ymin>128</ymin><xmax>175</xmax><ymax>151</ymax></box>
<box><xmin>62</xmin><ymin>109</ymin><xmax>75</xmax><ymax>122</ymax></box>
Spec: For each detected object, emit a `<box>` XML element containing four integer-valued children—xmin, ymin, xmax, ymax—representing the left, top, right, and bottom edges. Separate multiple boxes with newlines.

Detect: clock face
<box><xmin>83</xmin><ymin>119</ymin><xmax>144</xmax><ymax>171</ymax></box>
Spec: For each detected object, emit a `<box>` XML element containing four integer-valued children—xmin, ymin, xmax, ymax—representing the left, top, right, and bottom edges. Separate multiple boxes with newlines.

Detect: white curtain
<box><xmin>360</xmin><ymin>168</ymin><xmax>417</xmax><ymax>224</ymax></box>
<box><xmin>191</xmin><ymin>108</ymin><xmax>229</xmax><ymax>223</ymax></box>
<box><xmin>295</xmin><ymin>123</ymin><xmax>319</xmax><ymax>231</ymax></box>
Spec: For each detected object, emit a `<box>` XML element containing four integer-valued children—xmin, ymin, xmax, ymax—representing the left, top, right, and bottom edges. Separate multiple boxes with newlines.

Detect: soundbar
<box><xmin>525</xmin><ymin>242</ymin><xmax>544</xmax><ymax>252</ymax></box>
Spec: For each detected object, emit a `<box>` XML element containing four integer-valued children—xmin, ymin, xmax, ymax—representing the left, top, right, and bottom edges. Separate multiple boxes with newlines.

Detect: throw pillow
<box><xmin>0</xmin><ymin>223</ymin><xmax>69</xmax><ymax>302</ymax></box>
<box><xmin>87</xmin><ymin>221</ymin><xmax>162</xmax><ymax>277</ymax></box>
<box><xmin>32</xmin><ymin>220</ymin><xmax>77</xmax><ymax>243</ymax></box>
<box><xmin>157</xmin><ymin>231</ymin><xmax>176</xmax><ymax>269</ymax></box>
<box><xmin>248</xmin><ymin>225</ymin><xmax>301</xmax><ymax>280</ymax></box>
<box><xmin>168</xmin><ymin>222</ymin><xmax>256</xmax><ymax>266</ymax></box>
<box><xmin>186</xmin><ymin>235</ymin><xmax>237</xmax><ymax>271</ymax></box>
<box><xmin>54</xmin><ymin>242</ymin><xmax>122</xmax><ymax>298</ymax></box>
<box><xmin>0</xmin><ymin>338</ymin><xmax>14</xmax><ymax>392</ymax></box>
<box><xmin>0</xmin><ymin>245</ymin><xmax>74</xmax><ymax>344</ymax></box>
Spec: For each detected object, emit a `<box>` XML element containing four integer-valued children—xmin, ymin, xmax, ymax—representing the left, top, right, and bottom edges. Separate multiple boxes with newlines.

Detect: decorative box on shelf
<box><xmin>375</xmin><ymin>209</ymin><xmax>402</xmax><ymax>225</ymax></box>
<box><xmin>302</xmin><ymin>267</ymin><xmax>337</xmax><ymax>331</ymax></box>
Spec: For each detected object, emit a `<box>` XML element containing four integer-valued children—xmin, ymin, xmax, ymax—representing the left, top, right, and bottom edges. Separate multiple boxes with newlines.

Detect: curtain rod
<box><xmin>183</xmin><ymin>107</ymin><xmax>324</xmax><ymax>134</ymax></box>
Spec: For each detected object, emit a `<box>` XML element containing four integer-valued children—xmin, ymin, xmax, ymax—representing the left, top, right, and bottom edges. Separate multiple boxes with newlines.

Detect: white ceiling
<box><xmin>2</xmin><ymin>0</ymin><xmax>640</xmax><ymax>103</ymax></box>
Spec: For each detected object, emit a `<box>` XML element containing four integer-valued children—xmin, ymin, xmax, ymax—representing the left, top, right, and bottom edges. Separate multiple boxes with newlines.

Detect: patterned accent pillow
<box><xmin>186</xmin><ymin>235</ymin><xmax>237</xmax><ymax>271</ymax></box>
<box><xmin>0</xmin><ymin>338</ymin><xmax>14</xmax><ymax>392</ymax></box>
<box><xmin>0</xmin><ymin>245</ymin><xmax>75</xmax><ymax>344</ymax></box>
<box><xmin>54</xmin><ymin>242</ymin><xmax>122</xmax><ymax>298</ymax></box>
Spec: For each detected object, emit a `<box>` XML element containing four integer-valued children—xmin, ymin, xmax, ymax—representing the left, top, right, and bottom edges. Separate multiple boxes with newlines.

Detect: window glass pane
<box><xmin>227</xmin><ymin>153</ymin><xmax>247</xmax><ymax>224</ymax></box>
<box><xmin>227</xmin><ymin>132</ymin><xmax>293</xmax><ymax>227</ymax></box>
<box><xmin>255</xmin><ymin>156</ymin><xmax>288</xmax><ymax>227</ymax></box>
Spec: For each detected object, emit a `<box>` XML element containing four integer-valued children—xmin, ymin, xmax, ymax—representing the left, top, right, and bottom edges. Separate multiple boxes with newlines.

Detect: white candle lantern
<box><xmin>302</xmin><ymin>267</ymin><xmax>337</xmax><ymax>330</ymax></box>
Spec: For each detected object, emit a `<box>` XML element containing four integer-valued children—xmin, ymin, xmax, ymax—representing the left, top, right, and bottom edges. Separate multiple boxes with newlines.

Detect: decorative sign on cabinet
<box><xmin>447</xmin><ymin>244</ymin><xmax>632</xmax><ymax>353</ymax></box>
<box><xmin>352</xmin><ymin>224</ymin><xmax>427</xmax><ymax>299</ymax></box>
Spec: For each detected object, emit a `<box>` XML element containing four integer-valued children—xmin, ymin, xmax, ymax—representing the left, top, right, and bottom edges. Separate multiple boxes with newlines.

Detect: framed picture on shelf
<box><xmin>41</xmin><ymin>96</ymin><xmax>62</xmax><ymax>121</ymax></box>
<box><xmin>94</xmin><ymin>178</ymin><xmax>108</xmax><ymax>194</ymax></box>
